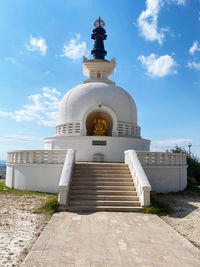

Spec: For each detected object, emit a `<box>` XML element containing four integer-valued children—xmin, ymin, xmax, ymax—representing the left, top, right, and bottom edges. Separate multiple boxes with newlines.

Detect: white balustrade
<box><xmin>118</xmin><ymin>122</ymin><xmax>140</xmax><ymax>137</ymax></box>
<box><xmin>58</xmin><ymin>149</ymin><xmax>76</xmax><ymax>206</ymax></box>
<box><xmin>7</xmin><ymin>150</ymin><xmax>67</xmax><ymax>164</ymax></box>
<box><xmin>125</xmin><ymin>150</ymin><xmax>151</xmax><ymax>207</ymax></box>
<box><xmin>137</xmin><ymin>151</ymin><xmax>187</xmax><ymax>166</ymax></box>
<box><xmin>55</xmin><ymin>122</ymin><xmax>81</xmax><ymax>136</ymax></box>
<box><xmin>55</xmin><ymin>121</ymin><xmax>141</xmax><ymax>138</ymax></box>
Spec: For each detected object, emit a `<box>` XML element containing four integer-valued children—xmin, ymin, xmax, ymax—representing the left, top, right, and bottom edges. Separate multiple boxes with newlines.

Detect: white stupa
<box><xmin>44</xmin><ymin>18</ymin><xmax>150</xmax><ymax>162</ymax></box>
<box><xmin>6</xmin><ymin>18</ymin><xmax>187</xmax><ymax>200</ymax></box>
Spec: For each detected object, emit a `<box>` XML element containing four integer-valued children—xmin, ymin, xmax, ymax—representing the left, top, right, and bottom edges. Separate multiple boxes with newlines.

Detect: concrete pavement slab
<box><xmin>22</xmin><ymin>212</ymin><xmax>200</xmax><ymax>267</ymax></box>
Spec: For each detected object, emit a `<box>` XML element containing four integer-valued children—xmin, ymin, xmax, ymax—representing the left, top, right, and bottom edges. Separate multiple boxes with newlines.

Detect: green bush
<box><xmin>167</xmin><ymin>145</ymin><xmax>200</xmax><ymax>184</ymax></box>
<box><xmin>186</xmin><ymin>177</ymin><xmax>200</xmax><ymax>193</ymax></box>
<box><xmin>34</xmin><ymin>197</ymin><xmax>58</xmax><ymax>215</ymax></box>
<box><xmin>142</xmin><ymin>197</ymin><xmax>170</xmax><ymax>215</ymax></box>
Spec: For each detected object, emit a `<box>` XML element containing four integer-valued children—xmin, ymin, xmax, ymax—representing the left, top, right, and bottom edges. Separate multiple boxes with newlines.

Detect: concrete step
<box><xmin>71</xmin><ymin>185</ymin><xmax>136</xmax><ymax>190</ymax></box>
<box><xmin>69</xmin><ymin>200</ymin><xmax>140</xmax><ymax>206</ymax></box>
<box><xmin>74</xmin><ymin>165</ymin><xmax>129</xmax><ymax>169</ymax></box>
<box><xmin>67</xmin><ymin>162</ymin><xmax>141</xmax><ymax>212</ymax></box>
<box><xmin>69</xmin><ymin>195</ymin><xmax>139</xmax><ymax>201</ymax></box>
<box><xmin>75</xmin><ymin>167</ymin><xmax>129</xmax><ymax>170</ymax></box>
<box><xmin>68</xmin><ymin>205</ymin><xmax>142</xmax><ymax>212</ymax></box>
<box><xmin>73</xmin><ymin>173</ymin><xmax>131</xmax><ymax>178</ymax></box>
<box><xmin>74</xmin><ymin>171</ymin><xmax>130</xmax><ymax>175</ymax></box>
<box><xmin>75</xmin><ymin>163</ymin><xmax>128</xmax><ymax>167</ymax></box>
<box><xmin>72</xmin><ymin>177</ymin><xmax>133</xmax><ymax>182</ymax></box>
<box><xmin>71</xmin><ymin>181</ymin><xmax>134</xmax><ymax>186</ymax></box>
<box><xmin>74</xmin><ymin>165</ymin><xmax>129</xmax><ymax>171</ymax></box>
<box><xmin>70</xmin><ymin>190</ymin><xmax>137</xmax><ymax>195</ymax></box>
<box><xmin>74</xmin><ymin>168</ymin><xmax>129</xmax><ymax>172</ymax></box>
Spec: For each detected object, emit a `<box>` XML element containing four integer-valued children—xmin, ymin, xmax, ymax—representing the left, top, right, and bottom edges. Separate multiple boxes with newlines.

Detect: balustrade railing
<box><xmin>7</xmin><ymin>150</ymin><xmax>67</xmax><ymax>164</ymax></box>
<box><xmin>125</xmin><ymin>150</ymin><xmax>151</xmax><ymax>207</ymax></box>
<box><xmin>55</xmin><ymin>122</ymin><xmax>81</xmax><ymax>136</ymax></box>
<box><xmin>137</xmin><ymin>151</ymin><xmax>187</xmax><ymax>166</ymax></box>
<box><xmin>118</xmin><ymin>122</ymin><xmax>140</xmax><ymax>137</ymax></box>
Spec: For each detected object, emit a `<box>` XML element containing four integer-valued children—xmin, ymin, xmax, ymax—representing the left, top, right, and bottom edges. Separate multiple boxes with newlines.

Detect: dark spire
<box><xmin>91</xmin><ymin>17</ymin><xmax>107</xmax><ymax>60</ymax></box>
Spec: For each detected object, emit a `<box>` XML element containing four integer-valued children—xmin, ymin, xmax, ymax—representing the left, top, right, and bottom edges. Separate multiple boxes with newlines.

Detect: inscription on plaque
<box><xmin>92</xmin><ymin>140</ymin><xmax>107</xmax><ymax>146</ymax></box>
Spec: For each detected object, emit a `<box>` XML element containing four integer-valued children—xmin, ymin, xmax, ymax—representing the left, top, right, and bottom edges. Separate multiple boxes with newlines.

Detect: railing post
<box><xmin>38</xmin><ymin>151</ymin><xmax>42</xmax><ymax>163</ymax></box>
<box><xmin>47</xmin><ymin>151</ymin><xmax>52</xmax><ymax>164</ymax></box>
<box><xmin>148</xmin><ymin>152</ymin><xmax>152</xmax><ymax>165</ymax></box>
<box><xmin>57</xmin><ymin>151</ymin><xmax>63</xmax><ymax>164</ymax></box>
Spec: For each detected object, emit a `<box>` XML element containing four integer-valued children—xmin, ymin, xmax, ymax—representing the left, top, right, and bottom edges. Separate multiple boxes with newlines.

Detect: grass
<box><xmin>0</xmin><ymin>180</ymin><xmax>53</xmax><ymax>197</ymax></box>
<box><xmin>0</xmin><ymin>180</ymin><xmax>58</xmax><ymax>215</ymax></box>
<box><xmin>142</xmin><ymin>197</ymin><xmax>170</xmax><ymax>215</ymax></box>
<box><xmin>34</xmin><ymin>197</ymin><xmax>58</xmax><ymax>215</ymax></box>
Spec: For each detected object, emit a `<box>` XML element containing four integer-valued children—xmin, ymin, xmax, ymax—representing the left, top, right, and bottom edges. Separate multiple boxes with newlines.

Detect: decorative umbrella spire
<box><xmin>91</xmin><ymin>17</ymin><xmax>107</xmax><ymax>60</ymax></box>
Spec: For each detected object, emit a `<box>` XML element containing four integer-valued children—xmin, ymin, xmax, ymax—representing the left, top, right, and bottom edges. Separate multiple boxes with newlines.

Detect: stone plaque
<box><xmin>92</xmin><ymin>140</ymin><xmax>107</xmax><ymax>146</ymax></box>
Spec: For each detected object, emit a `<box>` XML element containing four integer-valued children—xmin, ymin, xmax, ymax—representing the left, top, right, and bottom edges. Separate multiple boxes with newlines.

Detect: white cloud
<box><xmin>5</xmin><ymin>57</ymin><xmax>17</xmax><ymax>64</ymax></box>
<box><xmin>138</xmin><ymin>53</ymin><xmax>177</xmax><ymax>77</ymax></box>
<box><xmin>151</xmin><ymin>138</ymin><xmax>191</xmax><ymax>151</ymax></box>
<box><xmin>187</xmin><ymin>61</ymin><xmax>200</xmax><ymax>70</ymax></box>
<box><xmin>189</xmin><ymin>41</ymin><xmax>200</xmax><ymax>55</ymax></box>
<box><xmin>61</xmin><ymin>34</ymin><xmax>89</xmax><ymax>60</ymax></box>
<box><xmin>137</xmin><ymin>0</ymin><xmax>165</xmax><ymax>45</ymax></box>
<box><xmin>0</xmin><ymin>87</ymin><xmax>62</xmax><ymax>126</ymax></box>
<box><xmin>137</xmin><ymin>0</ymin><xmax>186</xmax><ymax>45</ymax></box>
<box><xmin>175</xmin><ymin>0</ymin><xmax>186</xmax><ymax>5</ymax></box>
<box><xmin>26</xmin><ymin>36</ymin><xmax>47</xmax><ymax>55</ymax></box>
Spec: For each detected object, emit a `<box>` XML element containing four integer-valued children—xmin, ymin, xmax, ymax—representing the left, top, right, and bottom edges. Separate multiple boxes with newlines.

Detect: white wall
<box><xmin>143</xmin><ymin>166</ymin><xmax>187</xmax><ymax>193</ymax></box>
<box><xmin>44</xmin><ymin>136</ymin><xmax>150</xmax><ymax>162</ymax></box>
<box><xmin>6</xmin><ymin>150</ymin><xmax>187</xmax><ymax>194</ymax></box>
<box><xmin>6</xmin><ymin>164</ymin><xmax>63</xmax><ymax>193</ymax></box>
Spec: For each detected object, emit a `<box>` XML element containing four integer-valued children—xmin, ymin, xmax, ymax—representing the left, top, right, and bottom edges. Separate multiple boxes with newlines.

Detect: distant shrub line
<box><xmin>167</xmin><ymin>145</ymin><xmax>200</xmax><ymax>185</ymax></box>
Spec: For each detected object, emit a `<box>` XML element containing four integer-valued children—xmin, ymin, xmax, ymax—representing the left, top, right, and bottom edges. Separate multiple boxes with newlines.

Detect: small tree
<box><xmin>167</xmin><ymin>145</ymin><xmax>200</xmax><ymax>184</ymax></box>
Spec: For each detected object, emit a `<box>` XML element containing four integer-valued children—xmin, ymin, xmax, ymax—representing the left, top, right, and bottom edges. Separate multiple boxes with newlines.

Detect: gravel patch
<box><xmin>155</xmin><ymin>192</ymin><xmax>200</xmax><ymax>249</ymax></box>
<box><xmin>1</xmin><ymin>189</ymin><xmax>200</xmax><ymax>266</ymax></box>
<box><xmin>0</xmin><ymin>193</ymin><xmax>51</xmax><ymax>266</ymax></box>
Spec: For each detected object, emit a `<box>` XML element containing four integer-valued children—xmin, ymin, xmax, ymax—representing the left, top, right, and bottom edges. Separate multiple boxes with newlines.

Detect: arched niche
<box><xmin>81</xmin><ymin>104</ymin><xmax>118</xmax><ymax>136</ymax></box>
<box><xmin>86</xmin><ymin>111</ymin><xmax>112</xmax><ymax>136</ymax></box>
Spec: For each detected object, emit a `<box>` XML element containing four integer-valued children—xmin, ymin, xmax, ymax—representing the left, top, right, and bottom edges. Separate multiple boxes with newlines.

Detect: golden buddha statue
<box><xmin>89</xmin><ymin>114</ymin><xmax>109</xmax><ymax>136</ymax></box>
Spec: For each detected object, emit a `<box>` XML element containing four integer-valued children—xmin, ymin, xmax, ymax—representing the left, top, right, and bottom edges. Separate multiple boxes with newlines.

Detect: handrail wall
<box><xmin>58</xmin><ymin>149</ymin><xmax>76</xmax><ymax>207</ymax></box>
<box><xmin>125</xmin><ymin>150</ymin><xmax>151</xmax><ymax>207</ymax></box>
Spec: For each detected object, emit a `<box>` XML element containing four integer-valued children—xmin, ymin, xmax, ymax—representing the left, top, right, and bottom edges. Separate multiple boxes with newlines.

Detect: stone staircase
<box><xmin>68</xmin><ymin>162</ymin><xmax>142</xmax><ymax>211</ymax></box>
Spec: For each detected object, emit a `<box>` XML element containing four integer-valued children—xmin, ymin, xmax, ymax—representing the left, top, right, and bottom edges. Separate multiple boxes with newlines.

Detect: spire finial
<box><xmin>91</xmin><ymin>17</ymin><xmax>107</xmax><ymax>60</ymax></box>
<box><xmin>94</xmin><ymin>17</ymin><xmax>105</xmax><ymax>28</ymax></box>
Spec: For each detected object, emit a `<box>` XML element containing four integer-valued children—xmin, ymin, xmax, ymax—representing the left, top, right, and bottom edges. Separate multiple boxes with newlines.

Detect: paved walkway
<box><xmin>22</xmin><ymin>212</ymin><xmax>200</xmax><ymax>266</ymax></box>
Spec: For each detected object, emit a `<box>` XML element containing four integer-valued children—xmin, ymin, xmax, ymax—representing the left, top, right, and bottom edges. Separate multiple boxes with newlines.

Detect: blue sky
<box><xmin>0</xmin><ymin>0</ymin><xmax>200</xmax><ymax>159</ymax></box>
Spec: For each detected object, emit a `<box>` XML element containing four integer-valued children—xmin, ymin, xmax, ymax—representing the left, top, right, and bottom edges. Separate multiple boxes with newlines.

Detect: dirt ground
<box><xmin>0</xmin><ymin>193</ymin><xmax>51</xmax><ymax>267</ymax></box>
<box><xmin>155</xmin><ymin>192</ymin><xmax>200</xmax><ymax>249</ymax></box>
<box><xmin>0</xmin><ymin>190</ymin><xmax>200</xmax><ymax>266</ymax></box>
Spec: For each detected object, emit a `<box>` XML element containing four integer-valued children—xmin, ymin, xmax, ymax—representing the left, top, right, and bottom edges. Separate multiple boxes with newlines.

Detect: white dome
<box><xmin>58</xmin><ymin>82</ymin><xmax>137</xmax><ymax>125</ymax></box>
